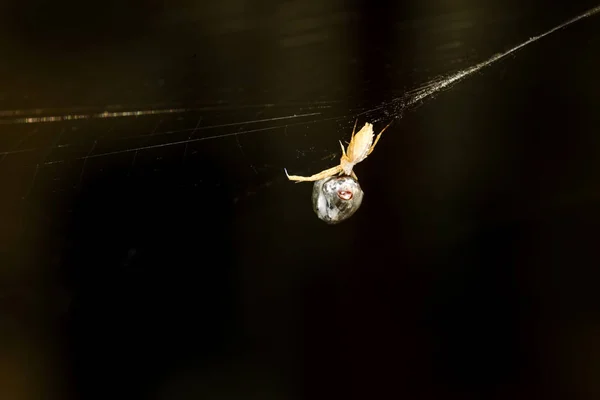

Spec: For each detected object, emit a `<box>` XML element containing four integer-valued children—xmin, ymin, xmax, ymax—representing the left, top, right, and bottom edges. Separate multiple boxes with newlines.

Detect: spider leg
<box><xmin>351</xmin><ymin>171</ymin><xmax>358</xmax><ymax>180</ymax></box>
<box><xmin>285</xmin><ymin>165</ymin><xmax>343</xmax><ymax>182</ymax></box>
<box><xmin>351</xmin><ymin>119</ymin><xmax>358</xmax><ymax>140</ymax></box>
<box><xmin>367</xmin><ymin>121</ymin><xmax>392</xmax><ymax>156</ymax></box>
<box><xmin>339</xmin><ymin>140</ymin><xmax>347</xmax><ymax>157</ymax></box>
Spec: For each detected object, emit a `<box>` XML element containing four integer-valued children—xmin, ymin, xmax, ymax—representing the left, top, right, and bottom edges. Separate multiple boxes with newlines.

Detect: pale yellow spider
<box><xmin>285</xmin><ymin>120</ymin><xmax>391</xmax><ymax>182</ymax></box>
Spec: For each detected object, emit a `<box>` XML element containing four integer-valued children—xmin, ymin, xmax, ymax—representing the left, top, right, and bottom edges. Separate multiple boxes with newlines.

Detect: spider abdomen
<box><xmin>312</xmin><ymin>175</ymin><xmax>364</xmax><ymax>224</ymax></box>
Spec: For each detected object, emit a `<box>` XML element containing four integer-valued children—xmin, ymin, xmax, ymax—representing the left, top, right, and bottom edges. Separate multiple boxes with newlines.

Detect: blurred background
<box><xmin>0</xmin><ymin>1</ymin><xmax>599</xmax><ymax>399</ymax></box>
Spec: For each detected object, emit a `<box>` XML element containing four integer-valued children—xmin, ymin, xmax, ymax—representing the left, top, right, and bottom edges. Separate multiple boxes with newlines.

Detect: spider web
<box><xmin>0</xmin><ymin>5</ymin><xmax>599</xmax><ymax>398</ymax></box>
<box><xmin>0</xmin><ymin>4</ymin><xmax>598</xmax><ymax>211</ymax></box>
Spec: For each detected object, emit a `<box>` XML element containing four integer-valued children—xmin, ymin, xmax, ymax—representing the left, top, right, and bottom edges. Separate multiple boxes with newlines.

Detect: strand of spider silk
<box><xmin>401</xmin><ymin>4</ymin><xmax>600</xmax><ymax>107</ymax></box>
<box><xmin>0</xmin><ymin>108</ymin><xmax>189</xmax><ymax>124</ymax></box>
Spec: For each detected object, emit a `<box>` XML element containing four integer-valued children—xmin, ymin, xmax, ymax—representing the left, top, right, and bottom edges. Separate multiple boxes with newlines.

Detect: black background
<box><xmin>1</xmin><ymin>1</ymin><xmax>600</xmax><ymax>399</ymax></box>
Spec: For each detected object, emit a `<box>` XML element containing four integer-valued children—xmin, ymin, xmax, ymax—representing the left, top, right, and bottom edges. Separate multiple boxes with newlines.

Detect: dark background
<box><xmin>1</xmin><ymin>1</ymin><xmax>599</xmax><ymax>399</ymax></box>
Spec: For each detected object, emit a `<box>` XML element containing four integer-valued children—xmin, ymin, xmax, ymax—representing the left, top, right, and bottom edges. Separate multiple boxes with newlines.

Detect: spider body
<box><xmin>285</xmin><ymin>120</ymin><xmax>391</xmax><ymax>223</ymax></box>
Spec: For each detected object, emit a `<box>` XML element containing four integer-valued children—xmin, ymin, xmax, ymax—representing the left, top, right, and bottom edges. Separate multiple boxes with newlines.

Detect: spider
<box><xmin>285</xmin><ymin>120</ymin><xmax>391</xmax><ymax>182</ymax></box>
